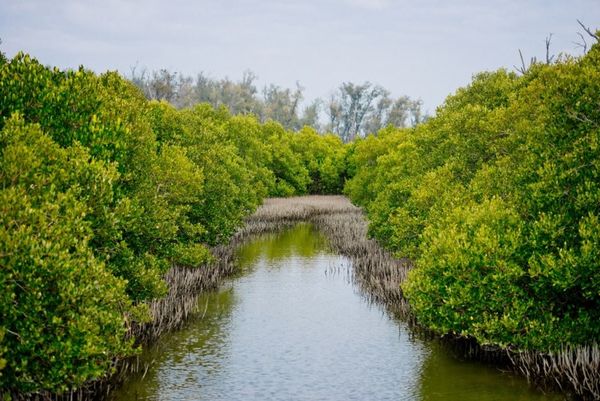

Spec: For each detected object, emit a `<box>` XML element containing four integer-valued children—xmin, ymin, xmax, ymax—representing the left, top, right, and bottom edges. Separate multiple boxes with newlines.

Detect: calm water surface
<box><xmin>111</xmin><ymin>224</ymin><xmax>566</xmax><ymax>401</ymax></box>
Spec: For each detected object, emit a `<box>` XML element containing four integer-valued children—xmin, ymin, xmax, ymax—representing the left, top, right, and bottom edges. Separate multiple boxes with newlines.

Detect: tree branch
<box><xmin>515</xmin><ymin>49</ymin><xmax>528</xmax><ymax>74</ymax></box>
<box><xmin>545</xmin><ymin>33</ymin><xmax>555</xmax><ymax>64</ymax></box>
<box><xmin>577</xmin><ymin>19</ymin><xmax>599</xmax><ymax>41</ymax></box>
<box><xmin>573</xmin><ymin>32</ymin><xmax>588</xmax><ymax>53</ymax></box>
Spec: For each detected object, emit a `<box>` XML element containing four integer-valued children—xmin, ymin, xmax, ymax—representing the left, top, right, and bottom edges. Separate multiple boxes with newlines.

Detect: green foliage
<box><xmin>0</xmin><ymin>51</ymin><xmax>345</xmax><ymax>395</ymax></box>
<box><xmin>0</xmin><ymin>52</ymin><xmax>347</xmax><ymax>395</ymax></box>
<box><xmin>148</xmin><ymin>102</ymin><xmax>263</xmax><ymax>245</ymax></box>
<box><xmin>3</xmin><ymin>39</ymin><xmax>597</xmax><ymax>396</ymax></box>
<box><xmin>346</xmin><ymin>44</ymin><xmax>600</xmax><ymax>350</ymax></box>
<box><xmin>0</xmin><ymin>117</ymin><xmax>136</xmax><ymax>392</ymax></box>
<box><xmin>292</xmin><ymin>127</ymin><xmax>347</xmax><ymax>194</ymax></box>
<box><xmin>258</xmin><ymin>120</ymin><xmax>308</xmax><ymax>196</ymax></box>
<box><xmin>1</xmin><ymin>36</ymin><xmax>597</xmax><ymax>398</ymax></box>
<box><xmin>403</xmin><ymin>198</ymin><xmax>530</xmax><ymax>346</ymax></box>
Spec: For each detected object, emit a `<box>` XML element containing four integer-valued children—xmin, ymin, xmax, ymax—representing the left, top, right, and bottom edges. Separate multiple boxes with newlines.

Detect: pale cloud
<box><xmin>345</xmin><ymin>0</ymin><xmax>391</xmax><ymax>9</ymax></box>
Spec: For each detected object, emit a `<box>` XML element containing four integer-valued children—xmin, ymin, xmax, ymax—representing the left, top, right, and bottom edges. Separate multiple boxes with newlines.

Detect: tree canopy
<box><xmin>345</xmin><ymin>41</ymin><xmax>600</xmax><ymax>350</ymax></box>
<box><xmin>0</xmin><ymin>52</ymin><xmax>347</xmax><ymax>394</ymax></box>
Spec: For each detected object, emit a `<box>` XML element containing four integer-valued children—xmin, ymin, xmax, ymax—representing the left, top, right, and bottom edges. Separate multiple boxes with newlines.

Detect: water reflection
<box><xmin>110</xmin><ymin>223</ymin><xmax>565</xmax><ymax>401</ymax></box>
<box><xmin>111</xmin><ymin>288</ymin><xmax>237</xmax><ymax>401</ymax></box>
<box><xmin>236</xmin><ymin>223</ymin><xmax>329</xmax><ymax>269</ymax></box>
<box><xmin>416</xmin><ymin>341</ymin><xmax>567</xmax><ymax>401</ymax></box>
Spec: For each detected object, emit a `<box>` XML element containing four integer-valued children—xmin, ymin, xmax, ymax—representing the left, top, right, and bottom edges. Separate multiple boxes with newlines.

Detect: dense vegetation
<box><xmin>345</xmin><ymin>42</ymin><xmax>600</xmax><ymax>350</ymax></box>
<box><xmin>0</xmin><ymin>51</ymin><xmax>346</xmax><ymax>395</ymax></box>
<box><xmin>1</xmin><ymin>36</ymin><xmax>599</xmax><ymax>398</ymax></box>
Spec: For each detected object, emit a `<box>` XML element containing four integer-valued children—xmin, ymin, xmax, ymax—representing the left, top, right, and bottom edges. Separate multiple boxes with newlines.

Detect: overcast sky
<box><xmin>1</xmin><ymin>0</ymin><xmax>598</xmax><ymax>113</ymax></box>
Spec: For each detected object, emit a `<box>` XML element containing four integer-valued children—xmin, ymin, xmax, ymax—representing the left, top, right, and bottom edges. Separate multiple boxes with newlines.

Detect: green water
<box><xmin>110</xmin><ymin>224</ymin><xmax>567</xmax><ymax>401</ymax></box>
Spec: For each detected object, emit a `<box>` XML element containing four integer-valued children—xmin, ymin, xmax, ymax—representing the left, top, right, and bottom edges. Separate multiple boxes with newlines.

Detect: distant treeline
<box><xmin>129</xmin><ymin>67</ymin><xmax>425</xmax><ymax>142</ymax></box>
<box><xmin>0</xmin><ymin>51</ymin><xmax>346</xmax><ymax>395</ymax></box>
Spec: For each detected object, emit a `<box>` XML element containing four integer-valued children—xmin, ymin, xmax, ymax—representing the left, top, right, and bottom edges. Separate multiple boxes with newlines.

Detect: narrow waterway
<box><xmin>110</xmin><ymin>224</ymin><xmax>565</xmax><ymax>401</ymax></box>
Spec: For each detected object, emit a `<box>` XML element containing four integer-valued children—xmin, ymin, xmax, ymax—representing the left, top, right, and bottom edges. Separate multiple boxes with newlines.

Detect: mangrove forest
<box><xmin>0</xmin><ymin>26</ymin><xmax>599</xmax><ymax>401</ymax></box>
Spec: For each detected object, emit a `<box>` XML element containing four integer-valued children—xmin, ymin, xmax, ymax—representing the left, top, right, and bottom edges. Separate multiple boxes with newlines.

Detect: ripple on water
<box><xmin>110</xmin><ymin>224</ymin><xmax>566</xmax><ymax>401</ymax></box>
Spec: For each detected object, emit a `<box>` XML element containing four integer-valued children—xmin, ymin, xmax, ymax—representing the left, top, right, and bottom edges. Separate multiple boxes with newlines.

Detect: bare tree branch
<box><xmin>573</xmin><ymin>32</ymin><xmax>588</xmax><ymax>53</ymax></box>
<box><xmin>577</xmin><ymin>19</ymin><xmax>599</xmax><ymax>41</ymax></box>
<box><xmin>515</xmin><ymin>49</ymin><xmax>528</xmax><ymax>74</ymax></box>
<box><xmin>545</xmin><ymin>33</ymin><xmax>555</xmax><ymax>64</ymax></box>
